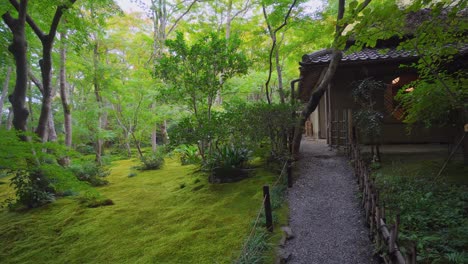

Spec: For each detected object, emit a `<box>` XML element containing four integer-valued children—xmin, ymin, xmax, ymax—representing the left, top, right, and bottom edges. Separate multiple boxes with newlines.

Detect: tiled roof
<box><xmin>301</xmin><ymin>44</ymin><xmax>468</xmax><ymax>66</ymax></box>
<box><xmin>301</xmin><ymin>48</ymin><xmax>418</xmax><ymax>66</ymax></box>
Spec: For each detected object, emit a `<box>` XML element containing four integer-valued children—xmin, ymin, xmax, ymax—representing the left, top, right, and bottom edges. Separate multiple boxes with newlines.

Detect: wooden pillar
<box><xmin>263</xmin><ymin>185</ymin><xmax>273</xmax><ymax>232</ymax></box>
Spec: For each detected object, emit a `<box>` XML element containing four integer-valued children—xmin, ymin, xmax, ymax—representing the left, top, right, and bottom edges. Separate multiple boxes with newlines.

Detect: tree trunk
<box><xmin>59</xmin><ymin>32</ymin><xmax>72</xmax><ymax>149</ymax></box>
<box><xmin>292</xmin><ymin>50</ymin><xmax>343</xmax><ymax>158</ymax></box>
<box><xmin>93</xmin><ymin>42</ymin><xmax>104</xmax><ymax>165</ymax></box>
<box><xmin>0</xmin><ymin>66</ymin><xmax>12</xmax><ymax>126</ymax></box>
<box><xmin>130</xmin><ymin>131</ymin><xmax>143</xmax><ymax>158</ymax></box>
<box><xmin>151</xmin><ymin>103</ymin><xmax>157</xmax><ymax>153</ymax></box>
<box><xmin>161</xmin><ymin>119</ymin><xmax>169</xmax><ymax>144</ymax></box>
<box><xmin>35</xmin><ymin>40</ymin><xmax>54</xmax><ymax>141</ymax></box>
<box><xmin>6</xmin><ymin>107</ymin><xmax>13</xmax><ymax>130</ymax></box>
<box><xmin>152</xmin><ymin>127</ymin><xmax>157</xmax><ymax>152</ymax></box>
<box><xmin>2</xmin><ymin>3</ymin><xmax>30</xmax><ymax>135</ymax></box>
<box><xmin>275</xmin><ymin>43</ymin><xmax>285</xmax><ymax>104</ymax></box>
<box><xmin>47</xmin><ymin>110</ymin><xmax>57</xmax><ymax>142</ymax></box>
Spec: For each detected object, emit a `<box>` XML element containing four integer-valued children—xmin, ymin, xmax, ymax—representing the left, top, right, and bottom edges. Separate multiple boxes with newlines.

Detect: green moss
<box><xmin>0</xmin><ymin>158</ymin><xmax>283</xmax><ymax>263</ymax></box>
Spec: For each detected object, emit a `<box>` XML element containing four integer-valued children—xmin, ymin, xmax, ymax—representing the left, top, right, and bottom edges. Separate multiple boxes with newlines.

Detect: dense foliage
<box><xmin>374</xmin><ymin>158</ymin><xmax>468</xmax><ymax>263</ymax></box>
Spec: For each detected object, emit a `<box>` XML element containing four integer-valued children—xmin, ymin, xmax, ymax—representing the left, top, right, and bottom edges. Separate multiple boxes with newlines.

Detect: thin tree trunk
<box><xmin>27</xmin><ymin>80</ymin><xmax>34</xmax><ymax>132</ymax></box>
<box><xmin>161</xmin><ymin>119</ymin><xmax>168</xmax><ymax>144</ymax></box>
<box><xmin>151</xmin><ymin>103</ymin><xmax>157</xmax><ymax>153</ymax></box>
<box><xmin>130</xmin><ymin>131</ymin><xmax>143</xmax><ymax>158</ymax></box>
<box><xmin>59</xmin><ymin>32</ymin><xmax>72</xmax><ymax>149</ymax></box>
<box><xmin>93</xmin><ymin>42</ymin><xmax>104</xmax><ymax>165</ymax></box>
<box><xmin>152</xmin><ymin>127</ymin><xmax>157</xmax><ymax>152</ymax></box>
<box><xmin>0</xmin><ymin>66</ymin><xmax>12</xmax><ymax>125</ymax></box>
<box><xmin>275</xmin><ymin>43</ymin><xmax>285</xmax><ymax>104</ymax></box>
<box><xmin>6</xmin><ymin>107</ymin><xmax>13</xmax><ymax>130</ymax></box>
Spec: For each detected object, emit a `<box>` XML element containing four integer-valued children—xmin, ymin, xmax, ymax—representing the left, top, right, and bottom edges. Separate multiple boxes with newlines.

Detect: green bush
<box><xmin>137</xmin><ymin>150</ymin><xmax>165</xmax><ymax>171</ymax></box>
<box><xmin>70</xmin><ymin>162</ymin><xmax>109</xmax><ymax>186</ymax></box>
<box><xmin>375</xmin><ymin>168</ymin><xmax>468</xmax><ymax>263</ymax></box>
<box><xmin>203</xmin><ymin>145</ymin><xmax>251</xmax><ymax>171</ymax></box>
<box><xmin>7</xmin><ymin>169</ymin><xmax>55</xmax><ymax>209</ymax></box>
<box><xmin>174</xmin><ymin>144</ymin><xmax>201</xmax><ymax>165</ymax></box>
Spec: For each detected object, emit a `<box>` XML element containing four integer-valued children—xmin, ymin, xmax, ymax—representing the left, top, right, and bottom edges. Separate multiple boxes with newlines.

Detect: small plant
<box><xmin>70</xmin><ymin>162</ymin><xmax>109</xmax><ymax>186</ymax></box>
<box><xmin>236</xmin><ymin>228</ymin><xmax>269</xmax><ymax>264</ymax></box>
<box><xmin>174</xmin><ymin>144</ymin><xmax>201</xmax><ymax>165</ymax></box>
<box><xmin>203</xmin><ymin>144</ymin><xmax>251</xmax><ymax>171</ymax></box>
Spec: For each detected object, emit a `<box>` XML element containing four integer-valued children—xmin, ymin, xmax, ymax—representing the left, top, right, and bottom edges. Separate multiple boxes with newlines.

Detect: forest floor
<box><xmin>281</xmin><ymin>139</ymin><xmax>377</xmax><ymax>264</ymax></box>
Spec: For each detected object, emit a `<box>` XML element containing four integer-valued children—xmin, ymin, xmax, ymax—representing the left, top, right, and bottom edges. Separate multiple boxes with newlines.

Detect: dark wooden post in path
<box><xmin>263</xmin><ymin>185</ymin><xmax>273</xmax><ymax>232</ymax></box>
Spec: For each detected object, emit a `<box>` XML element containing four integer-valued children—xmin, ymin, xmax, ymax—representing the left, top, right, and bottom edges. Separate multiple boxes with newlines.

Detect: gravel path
<box><xmin>281</xmin><ymin>139</ymin><xmax>377</xmax><ymax>264</ymax></box>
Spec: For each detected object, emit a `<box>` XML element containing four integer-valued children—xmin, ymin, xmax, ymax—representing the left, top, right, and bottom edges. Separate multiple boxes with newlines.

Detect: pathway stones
<box><xmin>282</xmin><ymin>139</ymin><xmax>377</xmax><ymax>264</ymax></box>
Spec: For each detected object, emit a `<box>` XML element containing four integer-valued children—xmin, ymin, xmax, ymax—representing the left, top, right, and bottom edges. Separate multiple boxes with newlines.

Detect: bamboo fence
<box><xmin>349</xmin><ymin>140</ymin><xmax>417</xmax><ymax>264</ymax></box>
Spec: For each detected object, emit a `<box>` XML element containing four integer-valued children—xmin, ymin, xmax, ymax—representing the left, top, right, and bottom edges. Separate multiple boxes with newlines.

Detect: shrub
<box><xmin>174</xmin><ymin>144</ymin><xmax>201</xmax><ymax>165</ymax></box>
<box><xmin>137</xmin><ymin>150</ymin><xmax>165</xmax><ymax>171</ymax></box>
<box><xmin>375</xmin><ymin>165</ymin><xmax>468</xmax><ymax>263</ymax></box>
<box><xmin>8</xmin><ymin>169</ymin><xmax>55</xmax><ymax>209</ymax></box>
<box><xmin>203</xmin><ymin>145</ymin><xmax>251</xmax><ymax>171</ymax></box>
<box><xmin>69</xmin><ymin>162</ymin><xmax>109</xmax><ymax>186</ymax></box>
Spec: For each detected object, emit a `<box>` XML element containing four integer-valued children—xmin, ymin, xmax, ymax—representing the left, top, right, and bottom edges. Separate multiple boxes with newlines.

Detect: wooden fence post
<box><xmin>287</xmin><ymin>159</ymin><xmax>293</xmax><ymax>188</ymax></box>
<box><xmin>263</xmin><ymin>185</ymin><xmax>273</xmax><ymax>232</ymax></box>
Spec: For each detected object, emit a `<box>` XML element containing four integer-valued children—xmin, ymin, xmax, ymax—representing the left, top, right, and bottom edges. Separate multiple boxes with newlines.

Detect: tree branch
<box><xmin>2</xmin><ymin>12</ymin><xmax>16</xmax><ymax>30</ymax></box>
<box><xmin>9</xmin><ymin>0</ymin><xmax>45</xmax><ymax>39</ymax></box>
<box><xmin>48</xmin><ymin>1</ymin><xmax>77</xmax><ymax>40</ymax></box>
<box><xmin>28</xmin><ymin>69</ymin><xmax>43</xmax><ymax>95</ymax></box>
<box><xmin>231</xmin><ymin>0</ymin><xmax>251</xmax><ymax>20</ymax></box>
<box><xmin>263</xmin><ymin>0</ymin><xmax>299</xmax><ymax>104</ymax></box>
<box><xmin>167</xmin><ymin>0</ymin><xmax>198</xmax><ymax>36</ymax></box>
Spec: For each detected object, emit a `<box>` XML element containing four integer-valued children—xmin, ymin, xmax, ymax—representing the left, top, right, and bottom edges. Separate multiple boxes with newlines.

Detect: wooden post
<box><xmin>263</xmin><ymin>185</ymin><xmax>273</xmax><ymax>232</ymax></box>
<box><xmin>287</xmin><ymin>160</ymin><xmax>293</xmax><ymax>188</ymax></box>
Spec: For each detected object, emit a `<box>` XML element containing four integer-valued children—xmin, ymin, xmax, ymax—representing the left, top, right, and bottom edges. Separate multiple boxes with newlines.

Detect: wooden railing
<box><xmin>349</xmin><ymin>140</ymin><xmax>418</xmax><ymax>264</ymax></box>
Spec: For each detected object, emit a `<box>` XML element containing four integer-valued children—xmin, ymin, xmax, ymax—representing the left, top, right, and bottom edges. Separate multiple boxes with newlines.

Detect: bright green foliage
<box><xmin>173</xmin><ymin>144</ymin><xmax>201</xmax><ymax>165</ymax></box>
<box><xmin>0</xmin><ymin>158</ymin><xmax>285</xmax><ymax>263</ymax></box>
<box><xmin>374</xmin><ymin>154</ymin><xmax>468</xmax><ymax>263</ymax></box>
<box><xmin>156</xmin><ymin>32</ymin><xmax>248</xmax><ymax>115</ymax></box>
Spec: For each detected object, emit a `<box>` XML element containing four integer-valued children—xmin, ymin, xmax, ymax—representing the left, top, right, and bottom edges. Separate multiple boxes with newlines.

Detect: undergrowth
<box><xmin>373</xmin><ymin>157</ymin><xmax>467</xmax><ymax>264</ymax></box>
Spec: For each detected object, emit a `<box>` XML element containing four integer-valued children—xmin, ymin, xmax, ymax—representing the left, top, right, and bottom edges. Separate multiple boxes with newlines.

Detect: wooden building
<box><xmin>297</xmin><ymin>40</ymin><xmax>467</xmax><ymax>147</ymax></box>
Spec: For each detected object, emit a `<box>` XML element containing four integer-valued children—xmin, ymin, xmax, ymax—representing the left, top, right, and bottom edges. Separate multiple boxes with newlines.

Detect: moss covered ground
<box><xmin>0</xmin><ymin>158</ymin><xmax>287</xmax><ymax>263</ymax></box>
